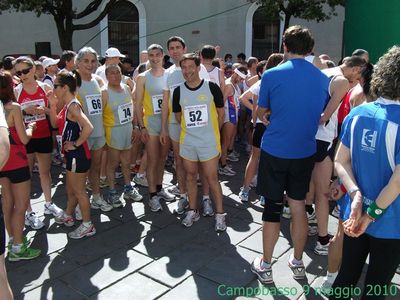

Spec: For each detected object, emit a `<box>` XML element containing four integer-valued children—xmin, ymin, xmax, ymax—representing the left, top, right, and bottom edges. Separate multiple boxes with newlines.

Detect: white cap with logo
<box><xmin>42</xmin><ymin>58</ymin><xmax>60</xmax><ymax>69</ymax></box>
<box><xmin>105</xmin><ymin>47</ymin><xmax>125</xmax><ymax>58</ymax></box>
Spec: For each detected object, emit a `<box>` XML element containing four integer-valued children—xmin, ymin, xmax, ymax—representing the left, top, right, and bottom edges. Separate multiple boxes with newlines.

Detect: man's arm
<box><xmin>134</xmin><ymin>74</ymin><xmax>146</xmax><ymax>128</ymax></box>
<box><xmin>209</xmin><ymin>81</ymin><xmax>225</xmax><ymax>129</ymax></box>
<box><xmin>161</xmin><ymin>89</ymin><xmax>170</xmax><ymax>134</ymax></box>
<box><xmin>172</xmin><ymin>86</ymin><xmax>182</xmax><ymax>125</ymax></box>
<box><xmin>320</xmin><ymin>76</ymin><xmax>350</xmax><ymax>124</ymax></box>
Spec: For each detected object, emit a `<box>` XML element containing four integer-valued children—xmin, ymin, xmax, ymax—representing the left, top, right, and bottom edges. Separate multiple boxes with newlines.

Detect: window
<box><xmin>108</xmin><ymin>1</ymin><xmax>139</xmax><ymax>65</ymax></box>
<box><xmin>252</xmin><ymin>8</ymin><xmax>280</xmax><ymax>60</ymax></box>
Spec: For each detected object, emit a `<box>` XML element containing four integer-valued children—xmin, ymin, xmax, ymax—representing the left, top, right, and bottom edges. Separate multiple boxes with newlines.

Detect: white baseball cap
<box><xmin>42</xmin><ymin>58</ymin><xmax>60</xmax><ymax>69</ymax></box>
<box><xmin>105</xmin><ymin>47</ymin><xmax>125</xmax><ymax>58</ymax></box>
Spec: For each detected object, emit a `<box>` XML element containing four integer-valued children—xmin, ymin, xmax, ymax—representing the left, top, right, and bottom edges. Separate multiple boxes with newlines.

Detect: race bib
<box><xmin>21</xmin><ymin>99</ymin><xmax>46</xmax><ymax>123</ymax></box>
<box><xmin>85</xmin><ymin>94</ymin><xmax>102</xmax><ymax>116</ymax></box>
<box><xmin>151</xmin><ymin>94</ymin><xmax>163</xmax><ymax>115</ymax></box>
<box><xmin>184</xmin><ymin>104</ymin><xmax>208</xmax><ymax>128</ymax></box>
<box><xmin>118</xmin><ymin>102</ymin><xmax>133</xmax><ymax>124</ymax></box>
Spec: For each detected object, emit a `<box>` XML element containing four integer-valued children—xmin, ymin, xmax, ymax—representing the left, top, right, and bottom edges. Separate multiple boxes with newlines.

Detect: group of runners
<box><xmin>0</xmin><ymin>24</ymin><xmax>399</xmax><ymax>299</ymax></box>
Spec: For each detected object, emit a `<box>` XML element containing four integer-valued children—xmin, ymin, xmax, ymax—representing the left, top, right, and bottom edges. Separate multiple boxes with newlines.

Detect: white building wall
<box><xmin>291</xmin><ymin>6</ymin><xmax>345</xmax><ymax>63</ymax></box>
<box><xmin>0</xmin><ymin>0</ymin><xmax>344</xmax><ymax>64</ymax></box>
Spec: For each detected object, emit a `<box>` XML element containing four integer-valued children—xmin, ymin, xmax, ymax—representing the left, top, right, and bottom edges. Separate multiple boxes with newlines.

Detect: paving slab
<box><xmin>139</xmin><ymin>241</ymin><xmax>224</xmax><ymax>288</ymax></box>
<box><xmin>197</xmin><ymin>246</ymin><xmax>257</xmax><ymax>287</ymax></box>
<box><xmin>159</xmin><ymin>275</ymin><xmax>227</xmax><ymax>300</ymax></box>
<box><xmin>131</xmin><ymin>221</ymin><xmax>209</xmax><ymax>259</ymax></box>
<box><xmin>194</xmin><ymin>217</ymin><xmax>261</xmax><ymax>250</ymax></box>
<box><xmin>60</xmin><ymin>248</ymin><xmax>152</xmax><ymax>297</ymax></box>
<box><xmin>239</xmin><ymin>230</ymin><xmax>292</xmax><ymax>259</ymax></box>
<box><xmin>8</xmin><ymin>252</ymin><xmax>79</xmax><ymax>295</ymax></box>
<box><xmin>62</xmin><ymin>219</ymin><xmax>151</xmax><ymax>266</ymax></box>
<box><xmin>16</xmin><ymin>280</ymin><xmax>86</xmax><ymax>300</ymax></box>
<box><xmin>90</xmin><ymin>272</ymin><xmax>169</xmax><ymax>300</ymax></box>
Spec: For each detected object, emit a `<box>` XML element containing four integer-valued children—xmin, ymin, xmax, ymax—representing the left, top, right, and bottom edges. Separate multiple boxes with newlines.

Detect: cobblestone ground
<box><xmin>5</xmin><ymin>145</ymin><xmax>400</xmax><ymax>299</ymax></box>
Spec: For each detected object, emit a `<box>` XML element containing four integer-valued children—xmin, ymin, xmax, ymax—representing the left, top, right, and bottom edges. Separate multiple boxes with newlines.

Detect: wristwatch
<box><xmin>72</xmin><ymin>141</ymin><xmax>79</xmax><ymax>149</ymax></box>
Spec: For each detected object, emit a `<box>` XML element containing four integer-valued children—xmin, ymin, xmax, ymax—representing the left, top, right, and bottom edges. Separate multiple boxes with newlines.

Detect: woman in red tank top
<box><xmin>0</xmin><ymin>72</ymin><xmax>41</xmax><ymax>261</ymax></box>
<box><xmin>13</xmin><ymin>57</ymin><xmax>63</xmax><ymax>225</ymax></box>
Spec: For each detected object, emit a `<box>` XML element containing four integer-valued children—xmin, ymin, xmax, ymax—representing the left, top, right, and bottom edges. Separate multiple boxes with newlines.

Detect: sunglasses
<box><xmin>16</xmin><ymin>66</ymin><xmax>33</xmax><ymax>77</ymax></box>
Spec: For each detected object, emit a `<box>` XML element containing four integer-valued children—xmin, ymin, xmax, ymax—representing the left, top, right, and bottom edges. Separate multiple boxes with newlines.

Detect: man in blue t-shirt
<box><xmin>251</xmin><ymin>25</ymin><xmax>330</xmax><ymax>284</ymax></box>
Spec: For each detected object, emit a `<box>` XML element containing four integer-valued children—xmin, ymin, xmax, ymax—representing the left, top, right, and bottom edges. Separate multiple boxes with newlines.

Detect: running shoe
<box><xmin>157</xmin><ymin>188</ymin><xmax>175</xmax><ymax>202</ymax></box>
<box><xmin>149</xmin><ymin>195</ymin><xmax>162</xmax><ymax>212</ymax></box>
<box><xmin>123</xmin><ymin>187</ymin><xmax>143</xmax><ymax>202</ymax></box>
<box><xmin>99</xmin><ymin>177</ymin><xmax>108</xmax><ymax>188</ymax></box>
<box><xmin>314</xmin><ymin>241</ymin><xmax>329</xmax><ymax>256</ymax></box>
<box><xmin>25</xmin><ymin>212</ymin><xmax>45</xmax><ymax>230</ymax></box>
<box><xmin>75</xmin><ymin>205</ymin><xmax>82</xmax><ymax>221</ymax></box>
<box><xmin>61</xmin><ymin>163</ymin><xmax>66</xmax><ymax>175</ymax></box>
<box><xmin>130</xmin><ymin>164</ymin><xmax>140</xmax><ymax>174</ymax></box>
<box><xmin>331</xmin><ymin>205</ymin><xmax>340</xmax><ymax>218</ymax></box>
<box><xmin>251</xmin><ymin>257</ymin><xmax>273</xmax><ymax>284</ymax></box>
<box><xmin>32</xmin><ymin>162</ymin><xmax>39</xmax><ymax>173</ymax></box>
<box><xmin>68</xmin><ymin>223</ymin><xmax>96</xmax><ymax>239</ymax></box>
<box><xmin>51</xmin><ymin>152</ymin><xmax>63</xmax><ymax>166</ymax></box>
<box><xmin>7</xmin><ymin>236</ymin><xmax>30</xmax><ymax>251</ymax></box>
<box><xmin>320</xmin><ymin>273</ymin><xmax>338</xmax><ymax>291</ymax></box>
<box><xmin>44</xmin><ymin>202</ymin><xmax>63</xmax><ymax>217</ymax></box>
<box><xmin>282</xmin><ymin>206</ymin><xmax>291</xmax><ymax>219</ymax></box>
<box><xmin>167</xmin><ymin>185</ymin><xmax>180</xmax><ymax>196</ymax></box>
<box><xmin>215</xmin><ymin>213</ymin><xmax>227</xmax><ymax>232</ymax></box>
<box><xmin>231</xmin><ymin>150</ymin><xmax>240</xmax><ymax>158</ymax></box>
<box><xmin>54</xmin><ymin>213</ymin><xmax>75</xmax><ymax>227</ymax></box>
<box><xmin>307</xmin><ymin>209</ymin><xmax>317</xmax><ymax>224</ymax></box>
<box><xmin>218</xmin><ymin>165</ymin><xmax>236</xmax><ymax>176</ymax></box>
<box><xmin>86</xmin><ymin>180</ymin><xmax>92</xmax><ymax>191</ymax></box>
<box><xmin>246</xmin><ymin>144</ymin><xmax>252</xmax><ymax>153</ymax></box>
<box><xmin>308</xmin><ymin>225</ymin><xmax>318</xmax><ymax>236</ymax></box>
<box><xmin>288</xmin><ymin>254</ymin><xmax>306</xmax><ymax>280</ymax></box>
<box><xmin>133</xmin><ymin>174</ymin><xmax>148</xmax><ymax>187</ymax></box>
<box><xmin>238</xmin><ymin>187</ymin><xmax>249</xmax><ymax>202</ymax></box>
<box><xmin>115</xmin><ymin>171</ymin><xmax>123</xmax><ymax>179</ymax></box>
<box><xmin>227</xmin><ymin>152</ymin><xmax>239</xmax><ymax>162</ymax></box>
<box><xmin>90</xmin><ymin>194</ymin><xmax>113</xmax><ymax>212</ymax></box>
<box><xmin>202</xmin><ymin>198</ymin><xmax>214</xmax><ymax>216</ymax></box>
<box><xmin>182</xmin><ymin>210</ymin><xmax>200</xmax><ymax>227</ymax></box>
<box><xmin>8</xmin><ymin>245</ymin><xmax>41</xmax><ymax>262</ymax></box>
<box><xmin>108</xmin><ymin>191</ymin><xmax>122</xmax><ymax>208</ymax></box>
<box><xmin>175</xmin><ymin>196</ymin><xmax>188</xmax><ymax>215</ymax></box>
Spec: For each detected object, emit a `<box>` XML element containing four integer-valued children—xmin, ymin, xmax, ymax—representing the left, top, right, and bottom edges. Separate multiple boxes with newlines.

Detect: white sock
<box><xmin>326</xmin><ymin>271</ymin><xmax>338</xmax><ymax>282</ymax></box>
<box><xmin>203</xmin><ymin>195</ymin><xmax>210</xmax><ymax>200</ymax></box>
<box><xmin>12</xmin><ymin>243</ymin><xmax>23</xmax><ymax>253</ymax></box>
<box><xmin>290</xmin><ymin>254</ymin><xmax>303</xmax><ymax>265</ymax></box>
<box><xmin>82</xmin><ymin>221</ymin><xmax>92</xmax><ymax>227</ymax></box>
<box><xmin>261</xmin><ymin>259</ymin><xmax>271</xmax><ymax>268</ymax></box>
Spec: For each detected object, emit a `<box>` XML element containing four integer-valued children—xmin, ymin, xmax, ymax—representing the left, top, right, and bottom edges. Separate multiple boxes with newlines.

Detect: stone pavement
<box><xmin>5</xmin><ymin>146</ymin><xmax>400</xmax><ymax>300</ymax></box>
